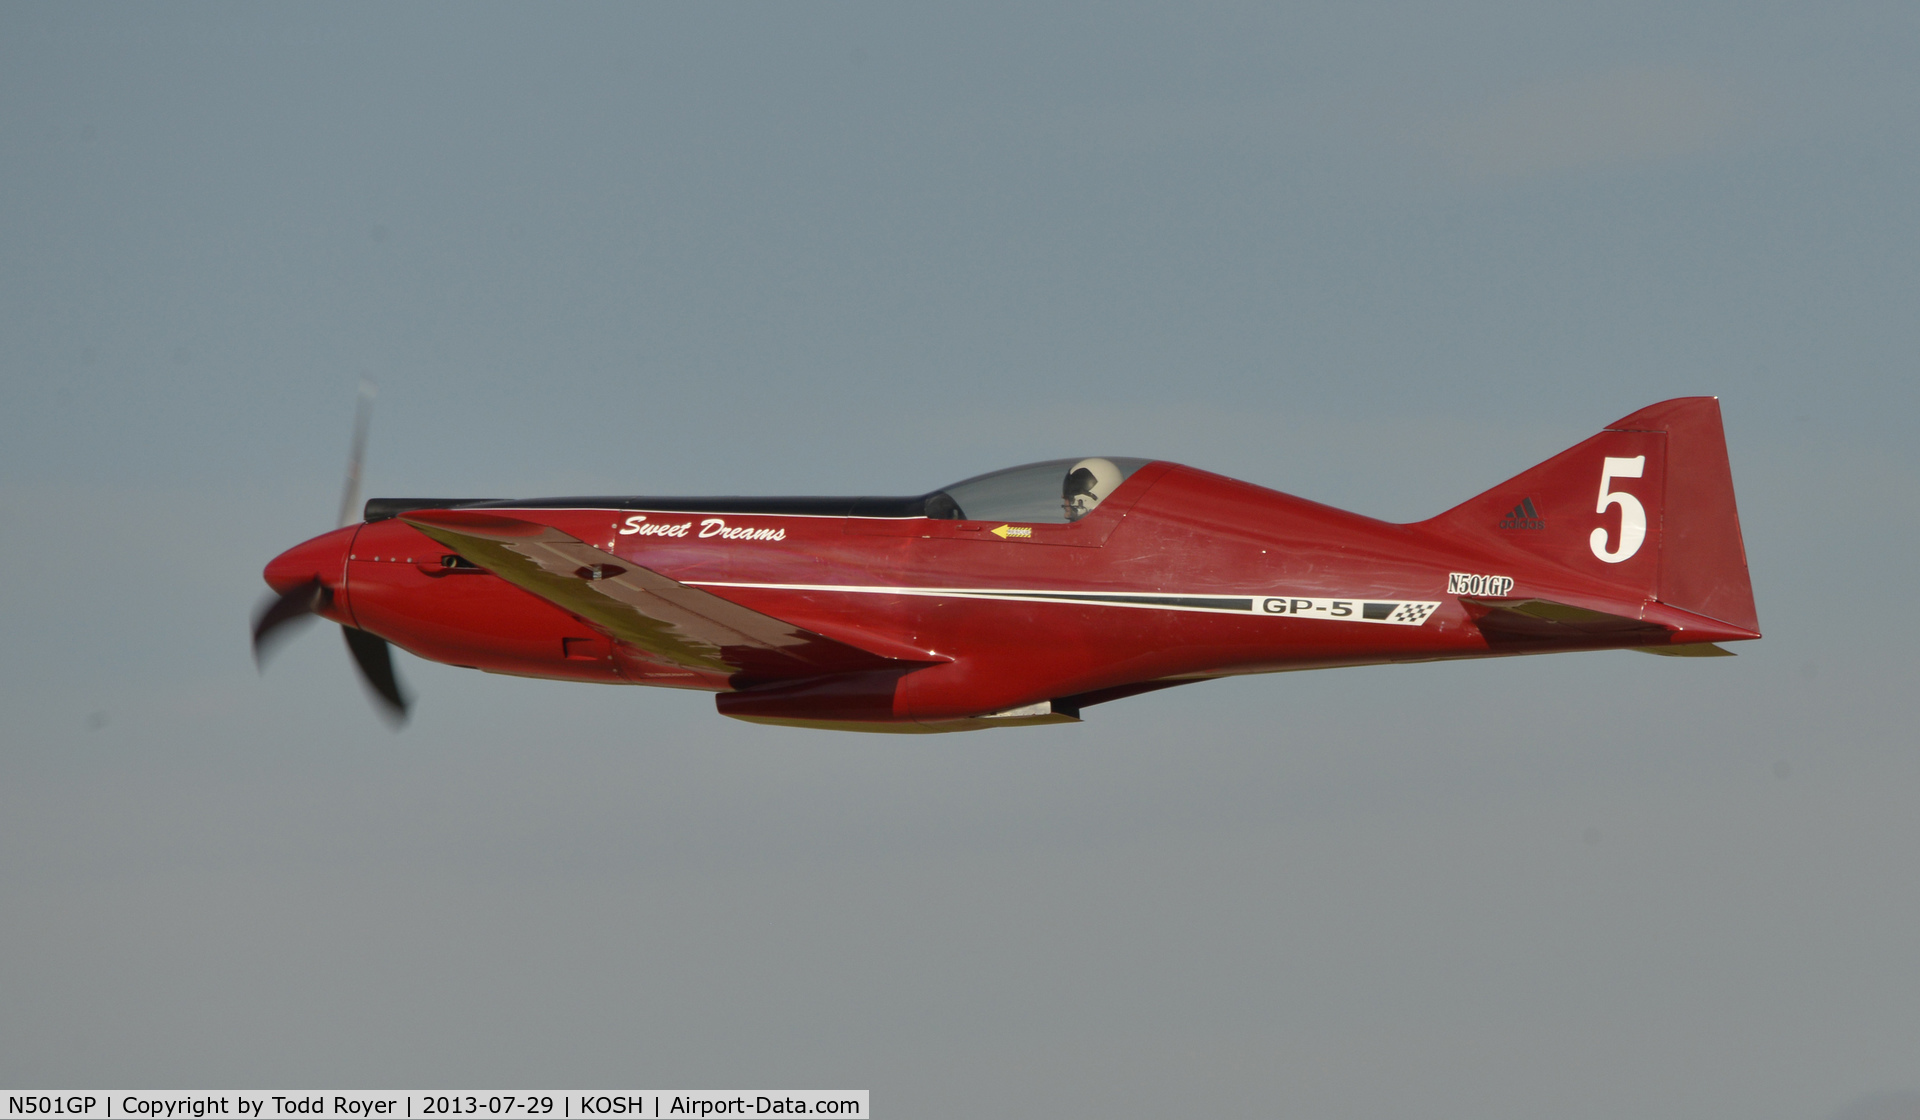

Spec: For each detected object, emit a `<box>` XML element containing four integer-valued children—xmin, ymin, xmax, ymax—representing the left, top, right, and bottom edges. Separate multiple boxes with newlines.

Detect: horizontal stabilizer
<box><xmin>1461</xmin><ymin>597</ymin><xmax>1667</xmax><ymax>649</ymax></box>
<box><xmin>1460</xmin><ymin>596</ymin><xmax>1753</xmax><ymax>654</ymax></box>
<box><xmin>1635</xmin><ymin>643</ymin><xmax>1735</xmax><ymax>657</ymax></box>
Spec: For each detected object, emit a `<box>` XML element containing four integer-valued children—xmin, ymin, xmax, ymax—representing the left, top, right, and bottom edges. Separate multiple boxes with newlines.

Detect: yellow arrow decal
<box><xmin>991</xmin><ymin>525</ymin><xmax>1033</xmax><ymax>539</ymax></box>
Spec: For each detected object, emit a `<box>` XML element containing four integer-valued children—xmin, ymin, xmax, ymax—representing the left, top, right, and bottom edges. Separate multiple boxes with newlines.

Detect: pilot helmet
<box><xmin>1062</xmin><ymin>457</ymin><xmax>1123</xmax><ymax>521</ymax></box>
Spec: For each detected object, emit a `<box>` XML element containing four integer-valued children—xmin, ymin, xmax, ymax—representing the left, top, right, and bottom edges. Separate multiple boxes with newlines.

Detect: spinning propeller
<box><xmin>252</xmin><ymin>383</ymin><xmax>411</xmax><ymax>724</ymax></box>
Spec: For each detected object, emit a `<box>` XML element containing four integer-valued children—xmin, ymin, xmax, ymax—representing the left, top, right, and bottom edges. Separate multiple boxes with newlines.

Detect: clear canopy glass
<box><xmin>926</xmin><ymin>457</ymin><xmax>1152</xmax><ymax>523</ymax></box>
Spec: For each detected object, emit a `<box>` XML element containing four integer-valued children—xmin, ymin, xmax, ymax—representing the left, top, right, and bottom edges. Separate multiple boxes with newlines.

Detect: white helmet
<box><xmin>1062</xmin><ymin>457</ymin><xmax>1123</xmax><ymax>521</ymax></box>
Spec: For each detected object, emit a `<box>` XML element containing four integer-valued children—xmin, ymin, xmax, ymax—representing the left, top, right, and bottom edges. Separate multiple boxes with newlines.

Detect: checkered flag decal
<box><xmin>1251</xmin><ymin>595</ymin><xmax>1441</xmax><ymax>625</ymax></box>
<box><xmin>1390</xmin><ymin>602</ymin><xmax>1436</xmax><ymax>625</ymax></box>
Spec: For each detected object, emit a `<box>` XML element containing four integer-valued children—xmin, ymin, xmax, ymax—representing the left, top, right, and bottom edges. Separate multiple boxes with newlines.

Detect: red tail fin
<box><xmin>1421</xmin><ymin>397</ymin><xmax>1758</xmax><ymax>635</ymax></box>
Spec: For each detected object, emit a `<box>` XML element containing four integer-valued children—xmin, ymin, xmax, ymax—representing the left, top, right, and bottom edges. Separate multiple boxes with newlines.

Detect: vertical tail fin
<box><xmin>1420</xmin><ymin>397</ymin><xmax>1758</xmax><ymax>635</ymax></box>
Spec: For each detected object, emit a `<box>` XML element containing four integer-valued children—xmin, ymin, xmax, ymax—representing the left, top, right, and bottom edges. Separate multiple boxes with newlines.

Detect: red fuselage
<box><xmin>263</xmin><ymin>446</ymin><xmax>1757</xmax><ymax>731</ymax></box>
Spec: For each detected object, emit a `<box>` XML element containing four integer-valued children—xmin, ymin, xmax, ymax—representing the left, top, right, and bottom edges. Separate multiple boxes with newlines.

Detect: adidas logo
<box><xmin>1497</xmin><ymin>497</ymin><xmax>1545</xmax><ymax>531</ymax></box>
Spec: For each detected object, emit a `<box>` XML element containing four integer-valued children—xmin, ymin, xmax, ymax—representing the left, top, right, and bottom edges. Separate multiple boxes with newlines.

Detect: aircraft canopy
<box><xmin>926</xmin><ymin>457</ymin><xmax>1152</xmax><ymax>523</ymax></box>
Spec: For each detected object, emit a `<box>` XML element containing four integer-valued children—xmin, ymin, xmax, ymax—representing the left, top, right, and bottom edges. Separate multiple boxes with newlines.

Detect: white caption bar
<box><xmin>2</xmin><ymin>1095</ymin><xmax>866</xmax><ymax>1120</ymax></box>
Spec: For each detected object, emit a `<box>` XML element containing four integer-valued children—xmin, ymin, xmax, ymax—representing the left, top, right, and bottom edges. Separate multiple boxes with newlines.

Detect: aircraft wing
<box><xmin>401</xmin><ymin>509</ymin><xmax>910</xmax><ymax>680</ymax></box>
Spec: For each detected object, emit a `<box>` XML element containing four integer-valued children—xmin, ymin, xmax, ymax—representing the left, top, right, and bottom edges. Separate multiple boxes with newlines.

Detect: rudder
<box><xmin>1421</xmin><ymin>397</ymin><xmax>1758</xmax><ymax>635</ymax></box>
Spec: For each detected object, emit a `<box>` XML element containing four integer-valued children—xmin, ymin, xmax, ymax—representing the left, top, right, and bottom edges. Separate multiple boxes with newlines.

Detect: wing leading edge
<box><xmin>401</xmin><ymin>509</ymin><xmax>917</xmax><ymax>682</ymax></box>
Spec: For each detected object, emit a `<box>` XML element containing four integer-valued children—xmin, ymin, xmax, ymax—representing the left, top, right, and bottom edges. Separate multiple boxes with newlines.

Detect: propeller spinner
<box><xmin>252</xmin><ymin>382</ymin><xmax>411</xmax><ymax>725</ymax></box>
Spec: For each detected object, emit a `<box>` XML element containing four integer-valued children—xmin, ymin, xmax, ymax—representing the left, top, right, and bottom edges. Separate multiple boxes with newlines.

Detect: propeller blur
<box><xmin>253</xmin><ymin>383</ymin><xmax>411</xmax><ymax>725</ymax></box>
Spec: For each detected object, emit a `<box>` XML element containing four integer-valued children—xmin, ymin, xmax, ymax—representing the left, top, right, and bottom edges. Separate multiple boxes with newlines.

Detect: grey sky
<box><xmin>3</xmin><ymin>4</ymin><xmax>1917</xmax><ymax>1117</ymax></box>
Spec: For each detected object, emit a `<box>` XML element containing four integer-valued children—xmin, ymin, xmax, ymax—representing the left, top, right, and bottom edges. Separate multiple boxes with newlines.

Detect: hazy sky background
<box><xmin>4</xmin><ymin>4</ymin><xmax>1918</xmax><ymax>1117</ymax></box>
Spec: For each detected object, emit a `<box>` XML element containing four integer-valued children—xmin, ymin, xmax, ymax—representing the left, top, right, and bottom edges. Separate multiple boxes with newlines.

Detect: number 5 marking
<box><xmin>1589</xmin><ymin>456</ymin><xmax>1646</xmax><ymax>563</ymax></box>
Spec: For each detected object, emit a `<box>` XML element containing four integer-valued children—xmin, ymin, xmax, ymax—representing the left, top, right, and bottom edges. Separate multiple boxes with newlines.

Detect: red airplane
<box><xmin>254</xmin><ymin>396</ymin><xmax>1759</xmax><ymax>732</ymax></box>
